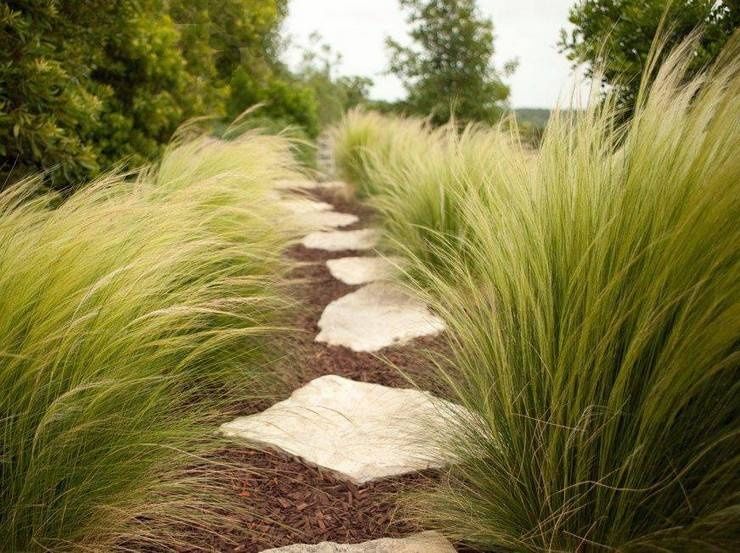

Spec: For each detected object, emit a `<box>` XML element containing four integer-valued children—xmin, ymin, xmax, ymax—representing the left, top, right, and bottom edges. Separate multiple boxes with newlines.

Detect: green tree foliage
<box><xmin>0</xmin><ymin>0</ymin><xmax>318</xmax><ymax>189</ymax></box>
<box><xmin>387</xmin><ymin>0</ymin><xmax>512</xmax><ymax>125</ymax></box>
<box><xmin>0</xmin><ymin>2</ymin><xmax>104</xmax><ymax>185</ymax></box>
<box><xmin>560</xmin><ymin>0</ymin><xmax>739</xmax><ymax>112</ymax></box>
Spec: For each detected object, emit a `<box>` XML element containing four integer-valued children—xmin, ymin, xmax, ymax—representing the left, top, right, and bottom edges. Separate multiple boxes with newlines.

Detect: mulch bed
<box><xmin>203</xmin><ymin>448</ymin><xmax>442</xmax><ymax>552</ymax></box>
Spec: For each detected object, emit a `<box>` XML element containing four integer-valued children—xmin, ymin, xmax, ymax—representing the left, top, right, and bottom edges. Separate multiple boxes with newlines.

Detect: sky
<box><xmin>283</xmin><ymin>0</ymin><xmax>590</xmax><ymax>109</ymax></box>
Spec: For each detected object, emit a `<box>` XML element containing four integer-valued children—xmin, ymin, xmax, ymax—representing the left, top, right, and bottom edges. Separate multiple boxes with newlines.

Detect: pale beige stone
<box><xmin>301</xmin><ymin>229</ymin><xmax>380</xmax><ymax>252</ymax></box>
<box><xmin>280</xmin><ymin>198</ymin><xmax>334</xmax><ymax>214</ymax></box>
<box><xmin>277</xmin><ymin>180</ymin><xmax>350</xmax><ymax>193</ymax></box>
<box><xmin>260</xmin><ymin>532</ymin><xmax>455</xmax><ymax>553</ymax></box>
<box><xmin>316</xmin><ymin>282</ymin><xmax>445</xmax><ymax>352</ymax></box>
<box><xmin>297</xmin><ymin>211</ymin><xmax>359</xmax><ymax>229</ymax></box>
<box><xmin>326</xmin><ymin>256</ymin><xmax>404</xmax><ymax>285</ymax></box>
<box><xmin>220</xmin><ymin>375</ymin><xmax>459</xmax><ymax>484</ymax></box>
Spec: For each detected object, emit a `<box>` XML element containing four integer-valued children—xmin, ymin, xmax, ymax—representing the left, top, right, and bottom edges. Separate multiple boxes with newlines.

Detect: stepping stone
<box><xmin>297</xmin><ymin>211</ymin><xmax>359</xmax><ymax>229</ymax></box>
<box><xmin>326</xmin><ymin>256</ymin><xmax>404</xmax><ymax>285</ymax></box>
<box><xmin>316</xmin><ymin>282</ymin><xmax>445</xmax><ymax>352</ymax></box>
<box><xmin>276</xmin><ymin>197</ymin><xmax>358</xmax><ymax>229</ymax></box>
<box><xmin>280</xmin><ymin>198</ymin><xmax>334</xmax><ymax>214</ymax></box>
<box><xmin>302</xmin><ymin>229</ymin><xmax>380</xmax><ymax>252</ymax></box>
<box><xmin>261</xmin><ymin>532</ymin><xmax>455</xmax><ymax>552</ymax></box>
<box><xmin>220</xmin><ymin>376</ymin><xmax>461</xmax><ymax>484</ymax></box>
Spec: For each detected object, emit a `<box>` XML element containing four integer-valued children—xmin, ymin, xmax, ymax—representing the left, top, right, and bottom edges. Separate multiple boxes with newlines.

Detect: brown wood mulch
<box><xmin>191</xmin><ymin>448</ymin><xmax>443</xmax><ymax>553</ymax></box>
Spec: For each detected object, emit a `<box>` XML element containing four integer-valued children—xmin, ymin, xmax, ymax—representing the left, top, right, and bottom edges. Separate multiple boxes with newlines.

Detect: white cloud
<box><xmin>283</xmin><ymin>0</ymin><xmax>591</xmax><ymax>109</ymax></box>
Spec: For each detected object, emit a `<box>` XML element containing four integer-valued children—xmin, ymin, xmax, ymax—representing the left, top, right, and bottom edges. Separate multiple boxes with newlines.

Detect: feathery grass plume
<box><xmin>0</xmin><ymin>130</ymin><xmax>304</xmax><ymax>551</ymax></box>
<box><xmin>337</xmin><ymin>36</ymin><xmax>740</xmax><ymax>551</ymax></box>
<box><xmin>332</xmin><ymin>109</ymin><xmax>525</xmax><ymax>282</ymax></box>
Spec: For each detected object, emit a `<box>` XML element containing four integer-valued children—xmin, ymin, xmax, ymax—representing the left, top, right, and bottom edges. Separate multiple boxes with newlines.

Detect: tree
<box><xmin>0</xmin><ymin>1</ymin><xmax>109</xmax><ymax>186</ymax></box>
<box><xmin>0</xmin><ymin>0</ymin><xmax>319</xmax><ymax>190</ymax></box>
<box><xmin>560</xmin><ymin>0</ymin><xmax>739</xmax><ymax>112</ymax></box>
<box><xmin>386</xmin><ymin>0</ymin><xmax>512</xmax><ymax>125</ymax></box>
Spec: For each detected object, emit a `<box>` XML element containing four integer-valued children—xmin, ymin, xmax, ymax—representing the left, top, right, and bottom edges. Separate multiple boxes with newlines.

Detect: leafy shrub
<box><xmin>561</xmin><ymin>0</ymin><xmax>739</xmax><ymax>113</ymax></box>
<box><xmin>387</xmin><ymin>0</ymin><xmax>512</xmax><ymax>124</ymax></box>
<box><xmin>0</xmin><ymin>129</ymin><xmax>304</xmax><ymax>551</ymax></box>
<box><xmin>335</xmin><ymin>37</ymin><xmax>740</xmax><ymax>551</ymax></box>
<box><xmin>0</xmin><ymin>0</ymin><xmax>316</xmax><ymax>190</ymax></box>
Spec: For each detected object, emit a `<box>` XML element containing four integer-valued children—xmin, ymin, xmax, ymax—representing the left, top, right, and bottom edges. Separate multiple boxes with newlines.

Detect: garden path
<box><xmin>209</xmin><ymin>139</ymin><xmax>462</xmax><ymax>552</ymax></box>
<box><xmin>217</xmin><ymin>170</ymin><xmax>469</xmax><ymax>550</ymax></box>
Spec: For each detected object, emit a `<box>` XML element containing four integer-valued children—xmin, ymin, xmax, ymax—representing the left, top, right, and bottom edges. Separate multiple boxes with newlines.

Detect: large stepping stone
<box><xmin>261</xmin><ymin>532</ymin><xmax>455</xmax><ymax>552</ymax></box>
<box><xmin>302</xmin><ymin>229</ymin><xmax>380</xmax><ymax>252</ymax></box>
<box><xmin>220</xmin><ymin>375</ymin><xmax>460</xmax><ymax>484</ymax></box>
<box><xmin>278</xmin><ymin>198</ymin><xmax>359</xmax><ymax>229</ymax></box>
<box><xmin>326</xmin><ymin>256</ymin><xmax>403</xmax><ymax>285</ymax></box>
<box><xmin>316</xmin><ymin>282</ymin><xmax>445</xmax><ymax>352</ymax></box>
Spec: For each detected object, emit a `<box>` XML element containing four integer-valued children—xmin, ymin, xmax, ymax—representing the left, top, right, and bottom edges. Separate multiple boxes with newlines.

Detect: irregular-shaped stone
<box><xmin>297</xmin><ymin>211</ymin><xmax>359</xmax><ymax>230</ymax></box>
<box><xmin>316</xmin><ymin>282</ymin><xmax>445</xmax><ymax>352</ymax></box>
<box><xmin>302</xmin><ymin>229</ymin><xmax>380</xmax><ymax>252</ymax></box>
<box><xmin>220</xmin><ymin>375</ymin><xmax>460</xmax><ymax>484</ymax></box>
<box><xmin>261</xmin><ymin>532</ymin><xmax>455</xmax><ymax>553</ymax></box>
<box><xmin>280</xmin><ymin>198</ymin><xmax>334</xmax><ymax>214</ymax></box>
<box><xmin>326</xmin><ymin>256</ymin><xmax>403</xmax><ymax>285</ymax></box>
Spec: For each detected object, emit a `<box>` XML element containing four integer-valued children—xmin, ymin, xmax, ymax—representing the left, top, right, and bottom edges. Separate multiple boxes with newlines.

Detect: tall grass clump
<box><xmin>340</xmin><ymin>37</ymin><xmax>740</xmax><ymax>551</ymax></box>
<box><xmin>333</xmin><ymin>110</ymin><xmax>526</xmax><ymax>281</ymax></box>
<box><xmin>0</xmin><ymin>130</ymin><xmax>304</xmax><ymax>551</ymax></box>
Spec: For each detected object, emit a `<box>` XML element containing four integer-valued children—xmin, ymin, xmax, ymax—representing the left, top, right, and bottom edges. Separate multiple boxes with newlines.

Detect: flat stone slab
<box><xmin>220</xmin><ymin>375</ymin><xmax>459</xmax><ymax>484</ymax></box>
<box><xmin>261</xmin><ymin>532</ymin><xmax>455</xmax><ymax>552</ymax></box>
<box><xmin>302</xmin><ymin>229</ymin><xmax>380</xmax><ymax>252</ymax></box>
<box><xmin>316</xmin><ymin>282</ymin><xmax>445</xmax><ymax>352</ymax></box>
<box><xmin>326</xmin><ymin>256</ymin><xmax>404</xmax><ymax>285</ymax></box>
<box><xmin>297</xmin><ymin>211</ymin><xmax>359</xmax><ymax>230</ymax></box>
<box><xmin>280</xmin><ymin>198</ymin><xmax>334</xmax><ymax>214</ymax></box>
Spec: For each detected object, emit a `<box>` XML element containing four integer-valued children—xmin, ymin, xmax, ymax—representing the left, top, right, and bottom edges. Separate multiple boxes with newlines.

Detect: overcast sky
<box><xmin>283</xmin><ymin>0</ymin><xmax>589</xmax><ymax>109</ymax></box>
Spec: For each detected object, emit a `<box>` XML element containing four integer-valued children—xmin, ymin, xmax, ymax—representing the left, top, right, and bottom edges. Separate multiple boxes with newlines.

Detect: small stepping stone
<box><xmin>220</xmin><ymin>375</ymin><xmax>461</xmax><ymax>484</ymax></box>
<box><xmin>280</xmin><ymin>198</ymin><xmax>334</xmax><ymax>214</ymax></box>
<box><xmin>302</xmin><ymin>229</ymin><xmax>380</xmax><ymax>252</ymax></box>
<box><xmin>326</xmin><ymin>256</ymin><xmax>404</xmax><ymax>285</ymax></box>
<box><xmin>278</xmin><ymin>180</ymin><xmax>350</xmax><ymax>193</ymax></box>
<box><xmin>297</xmin><ymin>211</ymin><xmax>359</xmax><ymax>230</ymax></box>
<box><xmin>316</xmin><ymin>282</ymin><xmax>445</xmax><ymax>352</ymax></box>
<box><xmin>261</xmin><ymin>532</ymin><xmax>455</xmax><ymax>552</ymax></box>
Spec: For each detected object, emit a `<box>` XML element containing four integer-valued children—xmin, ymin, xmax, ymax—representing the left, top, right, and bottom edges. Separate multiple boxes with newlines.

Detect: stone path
<box><xmin>278</xmin><ymin>193</ymin><xmax>359</xmax><ymax>230</ymax></box>
<box><xmin>221</xmin><ymin>375</ymin><xmax>457</xmax><ymax>484</ymax></box>
<box><xmin>326</xmin><ymin>256</ymin><xmax>403</xmax><ymax>285</ymax></box>
<box><xmin>220</xmin><ymin>176</ymin><xmax>457</xmax><ymax>552</ymax></box>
